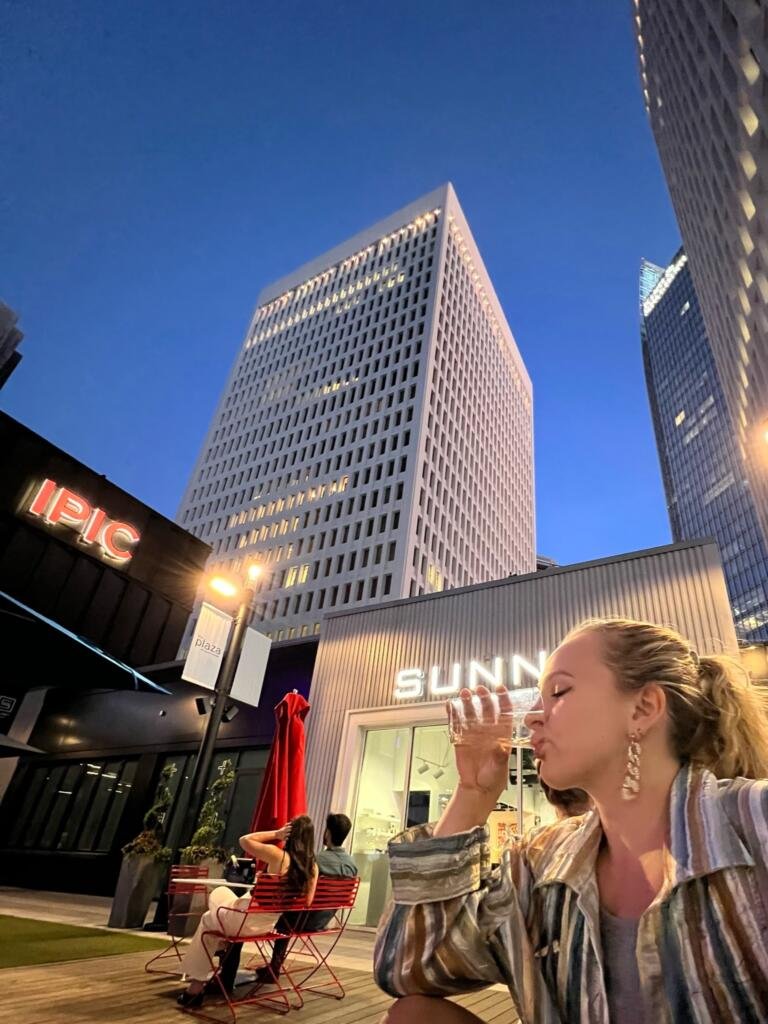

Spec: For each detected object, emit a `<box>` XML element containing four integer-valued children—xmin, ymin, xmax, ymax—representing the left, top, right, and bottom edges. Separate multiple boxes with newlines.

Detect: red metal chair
<box><xmin>145</xmin><ymin>864</ymin><xmax>210</xmax><ymax>976</ymax></box>
<box><xmin>181</xmin><ymin>873</ymin><xmax>311</xmax><ymax>1022</ymax></box>
<box><xmin>279</xmin><ymin>876</ymin><xmax>360</xmax><ymax>1003</ymax></box>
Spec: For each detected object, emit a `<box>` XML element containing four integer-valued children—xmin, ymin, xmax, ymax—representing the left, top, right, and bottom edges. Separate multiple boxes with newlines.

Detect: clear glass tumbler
<box><xmin>447</xmin><ymin>687</ymin><xmax>540</xmax><ymax>753</ymax></box>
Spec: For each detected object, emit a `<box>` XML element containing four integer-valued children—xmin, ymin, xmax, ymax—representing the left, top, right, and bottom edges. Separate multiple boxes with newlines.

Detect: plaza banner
<box><xmin>181</xmin><ymin>602</ymin><xmax>233</xmax><ymax>690</ymax></box>
<box><xmin>231</xmin><ymin>627</ymin><xmax>272</xmax><ymax>708</ymax></box>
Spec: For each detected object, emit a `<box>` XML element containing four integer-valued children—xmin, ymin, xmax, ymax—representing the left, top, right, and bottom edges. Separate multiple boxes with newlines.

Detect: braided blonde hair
<box><xmin>566</xmin><ymin>618</ymin><xmax>768</xmax><ymax>780</ymax></box>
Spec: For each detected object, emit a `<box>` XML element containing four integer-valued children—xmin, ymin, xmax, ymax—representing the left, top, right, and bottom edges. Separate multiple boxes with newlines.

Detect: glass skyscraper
<box><xmin>634</xmin><ymin>0</ymin><xmax>768</xmax><ymax>601</ymax></box>
<box><xmin>641</xmin><ymin>249</ymin><xmax>768</xmax><ymax>641</ymax></box>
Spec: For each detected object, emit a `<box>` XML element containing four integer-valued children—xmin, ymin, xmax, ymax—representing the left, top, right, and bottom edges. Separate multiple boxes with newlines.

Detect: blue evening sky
<box><xmin>3</xmin><ymin>1</ymin><xmax>680</xmax><ymax>567</ymax></box>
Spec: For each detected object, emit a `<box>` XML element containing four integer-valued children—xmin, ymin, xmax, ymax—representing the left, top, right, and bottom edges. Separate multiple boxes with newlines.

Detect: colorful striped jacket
<box><xmin>374</xmin><ymin>765</ymin><xmax>768</xmax><ymax>1022</ymax></box>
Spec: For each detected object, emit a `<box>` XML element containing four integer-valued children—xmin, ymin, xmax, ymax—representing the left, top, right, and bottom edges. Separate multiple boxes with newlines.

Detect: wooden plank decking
<box><xmin>3</xmin><ymin>950</ymin><xmax>518</xmax><ymax>1024</ymax></box>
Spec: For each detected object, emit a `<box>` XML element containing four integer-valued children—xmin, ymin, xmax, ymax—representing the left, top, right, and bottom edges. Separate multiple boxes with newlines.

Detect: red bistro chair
<box><xmin>181</xmin><ymin>873</ymin><xmax>311</xmax><ymax>1022</ymax></box>
<box><xmin>145</xmin><ymin>864</ymin><xmax>211</xmax><ymax>976</ymax></box>
<box><xmin>280</xmin><ymin>876</ymin><xmax>360</xmax><ymax>1003</ymax></box>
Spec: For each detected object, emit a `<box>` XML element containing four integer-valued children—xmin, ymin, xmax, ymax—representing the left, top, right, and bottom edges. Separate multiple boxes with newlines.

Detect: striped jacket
<box><xmin>374</xmin><ymin>765</ymin><xmax>768</xmax><ymax>1022</ymax></box>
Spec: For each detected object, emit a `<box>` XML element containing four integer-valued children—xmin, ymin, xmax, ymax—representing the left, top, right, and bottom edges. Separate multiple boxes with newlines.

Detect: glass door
<box><xmin>348</xmin><ymin>727</ymin><xmax>412</xmax><ymax>926</ymax></box>
<box><xmin>348</xmin><ymin>721</ymin><xmax>557</xmax><ymax>926</ymax></box>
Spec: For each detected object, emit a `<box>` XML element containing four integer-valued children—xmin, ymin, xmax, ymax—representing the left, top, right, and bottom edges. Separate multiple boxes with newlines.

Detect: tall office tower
<box><xmin>634</xmin><ymin>1</ymin><xmax>768</xmax><ymax>569</ymax></box>
<box><xmin>178</xmin><ymin>184</ymin><xmax>535</xmax><ymax>641</ymax></box>
<box><xmin>641</xmin><ymin>250</ymin><xmax>768</xmax><ymax>640</ymax></box>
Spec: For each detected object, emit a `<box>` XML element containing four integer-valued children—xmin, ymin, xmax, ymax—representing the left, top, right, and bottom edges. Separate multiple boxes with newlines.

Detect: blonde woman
<box><xmin>375</xmin><ymin>618</ymin><xmax>768</xmax><ymax>1023</ymax></box>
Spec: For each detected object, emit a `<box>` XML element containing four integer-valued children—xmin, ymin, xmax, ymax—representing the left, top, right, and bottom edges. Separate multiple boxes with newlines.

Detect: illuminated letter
<box><xmin>428</xmin><ymin>662</ymin><xmax>462</xmax><ymax>696</ymax></box>
<box><xmin>28</xmin><ymin>479</ymin><xmax>57</xmax><ymax>517</ymax></box>
<box><xmin>394</xmin><ymin>668</ymin><xmax>424</xmax><ymax>700</ymax></box>
<box><xmin>511</xmin><ymin>651</ymin><xmax>548</xmax><ymax>689</ymax></box>
<box><xmin>100</xmin><ymin>521</ymin><xmax>140</xmax><ymax>562</ymax></box>
<box><xmin>469</xmin><ymin>657</ymin><xmax>505</xmax><ymax>690</ymax></box>
<box><xmin>81</xmin><ymin>507</ymin><xmax>107</xmax><ymax>545</ymax></box>
<box><xmin>46</xmin><ymin>488</ymin><xmax>91</xmax><ymax>529</ymax></box>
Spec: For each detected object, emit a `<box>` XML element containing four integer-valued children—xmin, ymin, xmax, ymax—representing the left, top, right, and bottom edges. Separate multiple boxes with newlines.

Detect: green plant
<box><xmin>180</xmin><ymin>758</ymin><xmax>236</xmax><ymax>865</ymax></box>
<box><xmin>121</xmin><ymin>763</ymin><xmax>177</xmax><ymax>863</ymax></box>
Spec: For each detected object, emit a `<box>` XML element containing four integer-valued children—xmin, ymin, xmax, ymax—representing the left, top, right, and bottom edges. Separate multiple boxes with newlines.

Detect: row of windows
<box><xmin>184</xmin><ymin>384</ymin><xmax>417</xmax><ymax>528</ymax></box>
<box><xmin>257</xmin><ymin>571</ymin><xmax>394</xmax><ymax>626</ymax></box>
<box><xmin>253</xmin><ymin>212</ymin><xmax>440</xmax><ymax>330</ymax></box>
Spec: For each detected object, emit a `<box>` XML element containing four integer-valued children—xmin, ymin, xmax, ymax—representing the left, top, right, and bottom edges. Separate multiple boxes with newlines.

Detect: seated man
<box><xmin>218</xmin><ymin>812</ymin><xmax>357</xmax><ymax>991</ymax></box>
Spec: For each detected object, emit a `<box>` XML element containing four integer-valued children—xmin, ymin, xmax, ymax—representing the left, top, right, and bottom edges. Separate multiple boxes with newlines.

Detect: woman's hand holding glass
<box><xmin>447</xmin><ymin>684</ymin><xmax>517</xmax><ymax>801</ymax></box>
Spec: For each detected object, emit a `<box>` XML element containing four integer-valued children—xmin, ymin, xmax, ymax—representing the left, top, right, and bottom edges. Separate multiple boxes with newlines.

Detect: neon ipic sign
<box><xmin>394</xmin><ymin>651</ymin><xmax>548</xmax><ymax>700</ymax></box>
<box><xmin>27</xmin><ymin>479</ymin><xmax>141</xmax><ymax>564</ymax></box>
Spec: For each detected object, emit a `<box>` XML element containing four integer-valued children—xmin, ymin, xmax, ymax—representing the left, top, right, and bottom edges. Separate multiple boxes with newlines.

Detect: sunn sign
<box><xmin>27</xmin><ymin>479</ymin><xmax>141</xmax><ymax>563</ymax></box>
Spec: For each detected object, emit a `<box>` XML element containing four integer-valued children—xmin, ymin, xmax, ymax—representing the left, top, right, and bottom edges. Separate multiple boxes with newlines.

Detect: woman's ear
<box><xmin>632</xmin><ymin>682</ymin><xmax>667</xmax><ymax>734</ymax></box>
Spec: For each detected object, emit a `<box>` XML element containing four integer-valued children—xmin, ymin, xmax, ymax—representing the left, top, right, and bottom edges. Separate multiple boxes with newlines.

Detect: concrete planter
<box><xmin>108</xmin><ymin>855</ymin><xmax>167</xmax><ymax>929</ymax></box>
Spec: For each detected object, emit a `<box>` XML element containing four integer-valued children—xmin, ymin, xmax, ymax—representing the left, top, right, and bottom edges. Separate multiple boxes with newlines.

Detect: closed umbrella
<box><xmin>250</xmin><ymin>690</ymin><xmax>310</xmax><ymax>835</ymax></box>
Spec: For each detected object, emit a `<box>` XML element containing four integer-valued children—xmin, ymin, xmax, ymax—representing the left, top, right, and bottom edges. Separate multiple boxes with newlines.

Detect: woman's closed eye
<box><xmin>552</xmin><ymin>687</ymin><xmax>572</xmax><ymax>700</ymax></box>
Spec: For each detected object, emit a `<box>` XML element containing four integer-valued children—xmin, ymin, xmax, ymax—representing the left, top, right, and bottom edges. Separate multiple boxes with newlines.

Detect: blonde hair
<box><xmin>566</xmin><ymin>618</ymin><xmax>768</xmax><ymax>780</ymax></box>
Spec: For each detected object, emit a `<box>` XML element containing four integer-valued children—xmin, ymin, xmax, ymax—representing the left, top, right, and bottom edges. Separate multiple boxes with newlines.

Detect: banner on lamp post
<box><xmin>182</xmin><ymin>602</ymin><xmax>234</xmax><ymax>690</ymax></box>
<box><xmin>231</xmin><ymin>627</ymin><xmax>272</xmax><ymax>708</ymax></box>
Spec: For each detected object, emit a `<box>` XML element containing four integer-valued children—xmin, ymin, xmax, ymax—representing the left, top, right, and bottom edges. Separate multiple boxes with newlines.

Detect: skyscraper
<box><xmin>641</xmin><ymin>249</ymin><xmax>768</xmax><ymax>640</ymax></box>
<box><xmin>178</xmin><ymin>184</ymin><xmax>535</xmax><ymax>641</ymax></box>
<box><xmin>634</xmin><ymin>0</ymin><xmax>768</xmax><ymax>570</ymax></box>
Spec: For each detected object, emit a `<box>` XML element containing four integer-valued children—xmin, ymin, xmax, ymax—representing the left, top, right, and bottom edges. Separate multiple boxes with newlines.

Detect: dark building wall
<box><xmin>0</xmin><ymin>413</ymin><xmax>210</xmax><ymax>667</ymax></box>
<box><xmin>0</xmin><ymin>640</ymin><xmax>318</xmax><ymax>895</ymax></box>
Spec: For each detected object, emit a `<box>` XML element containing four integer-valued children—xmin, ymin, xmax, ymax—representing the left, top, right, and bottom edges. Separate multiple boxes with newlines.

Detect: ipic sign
<box><xmin>27</xmin><ymin>478</ymin><xmax>141</xmax><ymax>563</ymax></box>
<box><xmin>394</xmin><ymin>651</ymin><xmax>548</xmax><ymax>699</ymax></box>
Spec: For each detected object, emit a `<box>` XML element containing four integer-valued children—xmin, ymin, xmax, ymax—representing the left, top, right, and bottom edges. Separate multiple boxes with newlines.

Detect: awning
<box><xmin>0</xmin><ymin>734</ymin><xmax>44</xmax><ymax>758</ymax></box>
<box><xmin>0</xmin><ymin>589</ymin><xmax>171</xmax><ymax>695</ymax></box>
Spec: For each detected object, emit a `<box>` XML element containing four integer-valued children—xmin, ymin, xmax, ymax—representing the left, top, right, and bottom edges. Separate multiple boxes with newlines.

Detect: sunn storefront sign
<box><xmin>26</xmin><ymin>478</ymin><xmax>141</xmax><ymax>563</ymax></box>
<box><xmin>394</xmin><ymin>650</ymin><xmax>548</xmax><ymax>699</ymax></box>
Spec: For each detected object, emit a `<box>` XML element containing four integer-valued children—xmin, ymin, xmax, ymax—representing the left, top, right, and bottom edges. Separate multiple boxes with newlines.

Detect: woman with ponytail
<box><xmin>375</xmin><ymin>618</ymin><xmax>768</xmax><ymax>1023</ymax></box>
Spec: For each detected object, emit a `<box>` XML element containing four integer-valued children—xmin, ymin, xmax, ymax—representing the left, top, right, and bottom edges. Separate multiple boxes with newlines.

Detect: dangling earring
<box><xmin>621</xmin><ymin>732</ymin><xmax>642</xmax><ymax>801</ymax></box>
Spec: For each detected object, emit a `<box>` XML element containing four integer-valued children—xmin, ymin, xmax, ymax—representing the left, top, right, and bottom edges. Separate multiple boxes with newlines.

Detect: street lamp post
<box><xmin>145</xmin><ymin>565</ymin><xmax>261</xmax><ymax>931</ymax></box>
<box><xmin>173</xmin><ymin>565</ymin><xmax>261</xmax><ymax>857</ymax></box>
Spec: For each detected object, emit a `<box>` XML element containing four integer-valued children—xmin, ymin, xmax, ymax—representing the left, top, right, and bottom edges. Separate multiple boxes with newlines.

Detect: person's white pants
<box><xmin>180</xmin><ymin>885</ymin><xmax>277</xmax><ymax>981</ymax></box>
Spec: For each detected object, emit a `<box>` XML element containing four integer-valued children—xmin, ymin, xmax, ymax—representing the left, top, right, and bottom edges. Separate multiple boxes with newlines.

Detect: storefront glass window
<box><xmin>349</xmin><ymin>727</ymin><xmax>411</xmax><ymax>926</ymax></box>
<box><xmin>221</xmin><ymin>748</ymin><xmax>269</xmax><ymax>852</ymax></box>
<box><xmin>22</xmin><ymin>765</ymin><xmax>66</xmax><ymax>847</ymax></box>
<box><xmin>78</xmin><ymin>760</ymin><xmax>129</xmax><ymax>851</ymax></box>
<box><xmin>407</xmin><ymin>725</ymin><xmax>457</xmax><ymax>828</ymax></box>
<box><xmin>348</xmin><ymin>725</ymin><xmax>557</xmax><ymax>926</ymax></box>
<box><xmin>2</xmin><ymin>757</ymin><xmax>138</xmax><ymax>852</ymax></box>
<box><xmin>95</xmin><ymin>761</ymin><xmax>137</xmax><ymax>852</ymax></box>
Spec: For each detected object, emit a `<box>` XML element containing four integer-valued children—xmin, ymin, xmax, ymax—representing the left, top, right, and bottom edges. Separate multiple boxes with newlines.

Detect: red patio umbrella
<box><xmin>250</xmin><ymin>690</ymin><xmax>310</xmax><ymax>836</ymax></box>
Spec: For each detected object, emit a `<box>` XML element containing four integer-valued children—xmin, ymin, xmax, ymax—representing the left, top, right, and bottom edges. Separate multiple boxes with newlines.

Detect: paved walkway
<box><xmin>3</xmin><ymin>950</ymin><xmax>518</xmax><ymax>1023</ymax></box>
<box><xmin>0</xmin><ymin>887</ymin><xmax>518</xmax><ymax>1023</ymax></box>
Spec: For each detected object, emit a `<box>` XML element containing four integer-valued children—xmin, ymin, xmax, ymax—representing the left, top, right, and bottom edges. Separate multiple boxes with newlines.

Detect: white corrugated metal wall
<box><xmin>304</xmin><ymin>540</ymin><xmax>736</xmax><ymax>827</ymax></box>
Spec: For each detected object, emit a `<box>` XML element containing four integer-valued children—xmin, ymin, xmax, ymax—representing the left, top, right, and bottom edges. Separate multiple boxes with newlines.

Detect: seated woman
<box><xmin>177</xmin><ymin>814</ymin><xmax>318</xmax><ymax>1007</ymax></box>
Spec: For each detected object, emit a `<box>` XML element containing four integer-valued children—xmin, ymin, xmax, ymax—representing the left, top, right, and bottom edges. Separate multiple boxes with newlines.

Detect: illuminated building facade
<box><xmin>634</xmin><ymin>0</ymin><xmax>768</xmax><ymax>582</ymax></box>
<box><xmin>642</xmin><ymin>250</ymin><xmax>768</xmax><ymax>639</ymax></box>
<box><xmin>177</xmin><ymin>184</ymin><xmax>535</xmax><ymax>640</ymax></box>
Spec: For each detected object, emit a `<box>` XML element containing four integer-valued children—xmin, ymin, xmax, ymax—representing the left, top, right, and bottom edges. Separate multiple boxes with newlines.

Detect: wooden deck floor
<box><xmin>3</xmin><ymin>950</ymin><xmax>518</xmax><ymax>1024</ymax></box>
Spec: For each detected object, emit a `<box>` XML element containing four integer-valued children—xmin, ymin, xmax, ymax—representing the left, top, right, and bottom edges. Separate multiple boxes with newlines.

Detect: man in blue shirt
<box><xmin>253</xmin><ymin>811</ymin><xmax>357</xmax><ymax>983</ymax></box>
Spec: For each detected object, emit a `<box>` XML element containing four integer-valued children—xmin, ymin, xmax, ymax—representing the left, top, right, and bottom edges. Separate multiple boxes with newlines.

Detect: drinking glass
<box><xmin>447</xmin><ymin>687</ymin><xmax>540</xmax><ymax>753</ymax></box>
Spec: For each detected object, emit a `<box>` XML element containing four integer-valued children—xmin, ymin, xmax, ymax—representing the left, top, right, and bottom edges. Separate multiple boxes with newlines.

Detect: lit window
<box><xmin>674</xmin><ymin>410</ymin><xmax>686</xmax><ymax>427</ymax></box>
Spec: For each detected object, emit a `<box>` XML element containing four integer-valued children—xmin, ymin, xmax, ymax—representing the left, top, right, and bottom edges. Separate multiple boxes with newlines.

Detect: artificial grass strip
<box><xmin>0</xmin><ymin>915</ymin><xmax>169</xmax><ymax>969</ymax></box>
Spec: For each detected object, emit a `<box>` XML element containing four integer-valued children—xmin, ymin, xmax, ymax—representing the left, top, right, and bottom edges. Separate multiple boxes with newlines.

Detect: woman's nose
<box><xmin>524</xmin><ymin>695</ymin><xmax>544</xmax><ymax>729</ymax></box>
